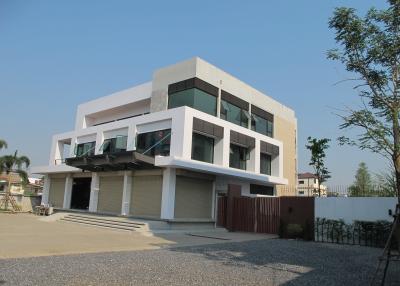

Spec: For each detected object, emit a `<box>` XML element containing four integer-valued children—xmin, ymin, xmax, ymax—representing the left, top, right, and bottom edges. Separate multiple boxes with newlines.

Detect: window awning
<box><xmin>65</xmin><ymin>151</ymin><xmax>156</xmax><ymax>172</ymax></box>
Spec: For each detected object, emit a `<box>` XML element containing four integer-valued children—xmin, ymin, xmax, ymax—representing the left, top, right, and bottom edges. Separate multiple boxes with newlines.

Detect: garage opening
<box><xmin>70</xmin><ymin>178</ymin><xmax>91</xmax><ymax>210</ymax></box>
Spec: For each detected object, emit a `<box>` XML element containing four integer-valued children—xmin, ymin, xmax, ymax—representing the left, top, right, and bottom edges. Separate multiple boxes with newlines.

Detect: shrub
<box><xmin>286</xmin><ymin>224</ymin><xmax>303</xmax><ymax>238</ymax></box>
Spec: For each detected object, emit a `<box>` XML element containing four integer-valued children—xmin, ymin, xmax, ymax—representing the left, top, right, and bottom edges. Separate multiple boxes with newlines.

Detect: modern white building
<box><xmin>32</xmin><ymin>57</ymin><xmax>297</xmax><ymax>222</ymax></box>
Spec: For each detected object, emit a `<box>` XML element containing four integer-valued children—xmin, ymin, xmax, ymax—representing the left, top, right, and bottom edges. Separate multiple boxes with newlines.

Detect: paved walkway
<box><xmin>0</xmin><ymin>213</ymin><xmax>274</xmax><ymax>259</ymax></box>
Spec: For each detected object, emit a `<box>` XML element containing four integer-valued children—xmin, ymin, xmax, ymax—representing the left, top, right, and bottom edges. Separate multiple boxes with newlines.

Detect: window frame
<box><xmin>191</xmin><ymin>132</ymin><xmax>215</xmax><ymax>164</ymax></box>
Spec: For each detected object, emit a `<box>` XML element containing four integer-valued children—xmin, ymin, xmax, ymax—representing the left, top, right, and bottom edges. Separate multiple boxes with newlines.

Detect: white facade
<box><xmin>32</xmin><ymin>57</ymin><xmax>297</xmax><ymax>220</ymax></box>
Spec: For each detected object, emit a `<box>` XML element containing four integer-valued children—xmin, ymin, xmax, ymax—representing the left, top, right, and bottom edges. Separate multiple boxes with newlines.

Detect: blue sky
<box><xmin>0</xmin><ymin>0</ymin><xmax>389</xmax><ymax>185</ymax></box>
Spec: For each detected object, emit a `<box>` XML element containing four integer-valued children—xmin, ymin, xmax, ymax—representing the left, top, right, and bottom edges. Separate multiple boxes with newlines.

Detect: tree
<box><xmin>0</xmin><ymin>139</ymin><xmax>7</xmax><ymax>150</ymax></box>
<box><xmin>306</xmin><ymin>137</ymin><xmax>331</xmax><ymax>197</ymax></box>
<box><xmin>0</xmin><ymin>141</ymin><xmax>30</xmax><ymax>211</ymax></box>
<box><xmin>349</xmin><ymin>162</ymin><xmax>373</xmax><ymax>196</ymax></box>
<box><xmin>327</xmin><ymin>0</ymin><xmax>400</xmax><ymax>202</ymax></box>
<box><xmin>374</xmin><ymin>170</ymin><xmax>397</xmax><ymax>196</ymax></box>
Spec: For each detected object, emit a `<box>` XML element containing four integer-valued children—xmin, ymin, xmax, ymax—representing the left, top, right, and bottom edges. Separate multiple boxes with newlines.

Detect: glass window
<box><xmin>260</xmin><ymin>153</ymin><xmax>272</xmax><ymax>175</ymax></box>
<box><xmin>250</xmin><ymin>184</ymin><xmax>274</xmax><ymax>195</ymax></box>
<box><xmin>136</xmin><ymin>129</ymin><xmax>171</xmax><ymax>157</ymax></box>
<box><xmin>229</xmin><ymin>144</ymin><xmax>249</xmax><ymax>170</ymax></box>
<box><xmin>168</xmin><ymin>88</ymin><xmax>217</xmax><ymax>116</ymax></box>
<box><xmin>191</xmin><ymin>133</ymin><xmax>214</xmax><ymax>163</ymax></box>
<box><xmin>220</xmin><ymin>100</ymin><xmax>248</xmax><ymax>127</ymax></box>
<box><xmin>76</xmin><ymin>141</ymin><xmax>96</xmax><ymax>157</ymax></box>
<box><xmin>102</xmin><ymin>136</ymin><xmax>127</xmax><ymax>154</ymax></box>
<box><xmin>251</xmin><ymin>113</ymin><xmax>273</xmax><ymax>137</ymax></box>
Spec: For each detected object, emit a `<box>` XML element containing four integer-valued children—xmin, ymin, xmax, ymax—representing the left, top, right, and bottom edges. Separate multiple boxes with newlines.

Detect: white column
<box><xmin>95</xmin><ymin>132</ymin><xmax>104</xmax><ymax>155</ymax></box>
<box><xmin>160</xmin><ymin>168</ymin><xmax>176</xmax><ymax>220</ymax></box>
<box><xmin>126</xmin><ymin>125</ymin><xmax>137</xmax><ymax>151</ymax></box>
<box><xmin>222</xmin><ymin>127</ymin><xmax>231</xmax><ymax>167</ymax></box>
<box><xmin>41</xmin><ymin>175</ymin><xmax>51</xmax><ymax>205</ymax></box>
<box><xmin>63</xmin><ymin>174</ymin><xmax>73</xmax><ymax>209</ymax></box>
<box><xmin>253</xmin><ymin>140</ymin><xmax>260</xmax><ymax>173</ymax></box>
<box><xmin>211</xmin><ymin>181</ymin><xmax>216</xmax><ymax>220</ymax></box>
<box><xmin>89</xmin><ymin>172</ymin><xmax>99</xmax><ymax>212</ymax></box>
<box><xmin>121</xmin><ymin>171</ymin><xmax>132</xmax><ymax>216</ymax></box>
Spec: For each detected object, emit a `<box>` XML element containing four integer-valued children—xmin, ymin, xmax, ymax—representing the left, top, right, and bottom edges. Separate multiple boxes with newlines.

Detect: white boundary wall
<box><xmin>315</xmin><ymin>197</ymin><xmax>398</xmax><ymax>224</ymax></box>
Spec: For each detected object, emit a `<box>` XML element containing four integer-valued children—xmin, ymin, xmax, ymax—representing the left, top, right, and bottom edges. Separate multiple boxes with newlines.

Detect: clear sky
<box><xmin>0</xmin><ymin>0</ymin><xmax>390</xmax><ymax>185</ymax></box>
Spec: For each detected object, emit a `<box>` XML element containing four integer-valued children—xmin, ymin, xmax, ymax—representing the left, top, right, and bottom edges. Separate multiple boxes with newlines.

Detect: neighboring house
<box><xmin>31</xmin><ymin>57</ymin><xmax>297</xmax><ymax>222</ymax></box>
<box><xmin>0</xmin><ymin>173</ymin><xmax>43</xmax><ymax>195</ymax></box>
<box><xmin>297</xmin><ymin>172</ymin><xmax>327</xmax><ymax>197</ymax></box>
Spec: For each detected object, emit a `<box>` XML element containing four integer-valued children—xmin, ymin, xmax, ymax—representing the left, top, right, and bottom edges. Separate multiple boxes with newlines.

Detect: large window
<box><xmin>102</xmin><ymin>136</ymin><xmax>127</xmax><ymax>154</ymax></box>
<box><xmin>251</xmin><ymin>114</ymin><xmax>273</xmax><ymax>137</ymax></box>
<box><xmin>191</xmin><ymin>133</ymin><xmax>214</xmax><ymax>163</ymax></box>
<box><xmin>76</xmin><ymin>141</ymin><xmax>96</xmax><ymax>157</ymax></box>
<box><xmin>250</xmin><ymin>184</ymin><xmax>274</xmax><ymax>196</ymax></box>
<box><xmin>136</xmin><ymin>129</ymin><xmax>171</xmax><ymax>157</ymax></box>
<box><xmin>260</xmin><ymin>153</ymin><xmax>272</xmax><ymax>175</ymax></box>
<box><xmin>229</xmin><ymin>144</ymin><xmax>249</xmax><ymax>170</ymax></box>
<box><xmin>220</xmin><ymin>100</ymin><xmax>249</xmax><ymax>127</ymax></box>
<box><xmin>168</xmin><ymin>88</ymin><xmax>217</xmax><ymax>116</ymax></box>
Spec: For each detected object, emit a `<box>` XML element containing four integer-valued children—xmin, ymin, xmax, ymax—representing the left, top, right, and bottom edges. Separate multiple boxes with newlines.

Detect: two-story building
<box><xmin>32</xmin><ymin>57</ymin><xmax>297</xmax><ymax>222</ymax></box>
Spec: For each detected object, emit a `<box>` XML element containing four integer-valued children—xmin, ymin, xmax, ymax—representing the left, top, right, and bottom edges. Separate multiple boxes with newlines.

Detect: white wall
<box><xmin>315</xmin><ymin>197</ymin><xmax>397</xmax><ymax>223</ymax></box>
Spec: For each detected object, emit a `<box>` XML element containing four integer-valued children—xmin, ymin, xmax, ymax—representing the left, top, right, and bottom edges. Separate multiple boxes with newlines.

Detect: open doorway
<box><xmin>70</xmin><ymin>178</ymin><xmax>91</xmax><ymax>210</ymax></box>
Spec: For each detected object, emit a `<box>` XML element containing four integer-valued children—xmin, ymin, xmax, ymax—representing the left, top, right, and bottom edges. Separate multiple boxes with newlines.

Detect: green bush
<box><xmin>286</xmin><ymin>224</ymin><xmax>303</xmax><ymax>238</ymax></box>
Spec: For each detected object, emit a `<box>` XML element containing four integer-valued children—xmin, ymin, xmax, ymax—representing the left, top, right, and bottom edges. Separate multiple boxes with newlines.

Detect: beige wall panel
<box><xmin>274</xmin><ymin>116</ymin><xmax>297</xmax><ymax>196</ymax></box>
<box><xmin>174</xmin><ymin>176</ymin><xmax>213</xmax><ymax>219</ymax></box>
<box><xmin>98</xmin><ymin>176</ymin><xmax>124</xmax><ymax>214</ymax></box>
<box><xmin>49</xmin><ymin>177</ymin><xmax>65</xmax><ymax>208</ymax></box>
<box><xmin>130</xmin><ymin>175</ymin><xmax>162</xmax><ymax>218</ymax></box>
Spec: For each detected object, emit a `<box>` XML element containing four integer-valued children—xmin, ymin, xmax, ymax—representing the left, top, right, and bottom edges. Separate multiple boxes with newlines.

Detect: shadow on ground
<box><xmin>168</xmin><ymin>238</ymin><xmax>400</xmax><ymax>286</ymax></box>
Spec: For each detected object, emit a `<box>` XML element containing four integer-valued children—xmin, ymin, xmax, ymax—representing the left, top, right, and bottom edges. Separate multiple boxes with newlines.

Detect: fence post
<box><xmin>226</xmin><ymin>184</ymin><xmax>241</xmax><ymax>232</ymax></box>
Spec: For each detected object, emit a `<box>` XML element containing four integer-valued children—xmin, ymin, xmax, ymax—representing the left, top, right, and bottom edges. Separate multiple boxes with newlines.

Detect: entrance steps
<box><xmin>59</xmin><ymin>213</ymin><xmax>148</xmax><ymax>232</ymax></box>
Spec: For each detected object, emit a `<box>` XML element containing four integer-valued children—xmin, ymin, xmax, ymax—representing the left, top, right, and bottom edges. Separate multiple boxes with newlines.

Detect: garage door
<box><xmin>98</xmin><ymin>176</ymin><xmax>124</xmax><ymax>214</ymax></box>
<box><xmin>130</xmin><ymin>175</ymin><xmax>162</xmax><ymax>218</ymax></box>
<box><xmin>49</xmin><ymin>177</ymin><xmax>65</xmax><ymax>208</ymax></box>
<box><xmin>175</xmin><ymin>176</ymin><xmax>213</xmax><ymax>219</ymax></box>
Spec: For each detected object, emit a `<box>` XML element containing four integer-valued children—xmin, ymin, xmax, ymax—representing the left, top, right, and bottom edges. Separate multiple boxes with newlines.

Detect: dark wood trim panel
<box><xmin>221</xmin><ymin>90</ymin><xmax>249</xmax><ymax>111</ymax></box>
<box><xmin>251</xmin><ymin>105</ymin><xmax>273</xmax><ymax>122</ymax></box>
<box><xmin>168</xmin><ymin>77</ymin><xmax>218</xmax><ymax>97</ymax></box>
<box><xmin>230</xmin><ymin>130</ymin><xmax>255</xmax><ymax>148</ymax></box>
<box><xmin>193</xmin><ymin>117</ymin><xmax>224</xmax><ymax>138</ymax></box>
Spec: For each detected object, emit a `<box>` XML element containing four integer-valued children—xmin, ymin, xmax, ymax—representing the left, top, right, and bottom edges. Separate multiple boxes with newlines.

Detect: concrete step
<box><xmin>59</xmin><ymin>213</ymin><xmax>148</xmax><ymax>232</ymax></box>
<box><xmin>64</xmin><ymin>214</ymin><xmax>145</xmax><ymax>228</ymax></box>
<box><xmin>60</xmin><ymin>217</ymin><xmax>136</xmax><ymax>231</ymax></box>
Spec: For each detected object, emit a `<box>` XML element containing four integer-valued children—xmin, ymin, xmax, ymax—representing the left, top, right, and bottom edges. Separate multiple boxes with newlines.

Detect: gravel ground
<box><xmin>0</xmin><ymin>239</ymin><xmax>398</xmax><ymax>286</ymax></box>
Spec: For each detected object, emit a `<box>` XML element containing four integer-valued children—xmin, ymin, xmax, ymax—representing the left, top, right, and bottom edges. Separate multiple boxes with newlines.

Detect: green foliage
<box><xmin>286</xmin><ymin>224</ymin><xmax>304</xmax><ymax>238</ymax></box>
<box><xmin>327</xmin><ymin>1</ymin><xmax>400</xmax><ymax>199</ymax></box>
<box><xmin>374</xmin><ymin>170</ymin><xmax>397</xmax><ymax>196</ymax></box>
<box><xmin>349</xmin><ymin>162</ymin><xmax>373</xmax><ymax>196</ymax></box>
<box><xmin>0</xmin><ymin>141</ymin><xmax>30</xmax><ymax>185</ymax></box>
<box><xmin>0</xmin><ymin>139</ymin><xmax>7</xmax><ymax>150</ymax></box>
<box><xmin>305</xmin><ymin>137</ymin><xmax>331</xmax><ymax>196</ymax></box>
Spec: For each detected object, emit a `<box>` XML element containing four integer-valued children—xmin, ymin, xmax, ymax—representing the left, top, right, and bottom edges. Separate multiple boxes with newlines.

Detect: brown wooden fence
<box><xmin>217</xmin><ymin>196</ymin><xmax>280</xmax><ymax>234</ymax></box>
<box><xmin>217</xmin><ymin>195</ymin><xmax>313</xmax><ymax>236</ymax></box>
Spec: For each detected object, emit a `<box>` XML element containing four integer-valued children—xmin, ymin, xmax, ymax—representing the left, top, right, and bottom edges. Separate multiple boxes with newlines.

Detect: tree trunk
<box><xmin>392</xmin><ymin>109</ymin><xmax>400</xmax><ymax>203</ymax></box>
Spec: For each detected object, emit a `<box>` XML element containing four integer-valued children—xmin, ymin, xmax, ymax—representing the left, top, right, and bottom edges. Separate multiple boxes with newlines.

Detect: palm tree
<box><xmin>0</xmin><ymin>139</ymin><xmax>7</xmax><ymax>150</ymax></box>
<box><xmin>0</xmin><ymin>148</ymin><xmax>30</xmax><ymax>211</ymax></box>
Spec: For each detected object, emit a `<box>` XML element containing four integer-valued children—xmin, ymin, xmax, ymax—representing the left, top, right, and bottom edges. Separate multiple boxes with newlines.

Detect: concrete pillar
<box><xmin>89</xmin><ymin>172</ymin><xmax>99</xmax><ymax>212</ymax></box>
<box><xmin>63</xmin><ymin>174</ymin><xmax>73</xmax><ymax>209</ymax></box>
<box><xmin>253</xmin><ymin>140</ymin><xmax>260</xmax><ymax>174</ymax></box>
<box><xmin>222</xmin><ymin>128</ymin><xmax>231</xmax><ymax>167</ymax></box>
<box><xmin>121</xmin><ymin>171</ymin><xmax>132</xmax><ymax>216</ymax></box>
<box><xmin>41</xmin><ymin>175</ymin><xmax>50</xmax><ymax>205</ymax></box>
<box><xmin>160</xmin><ymin>168</ymin><xmax>176</xmax><ymax>220</ymax></box>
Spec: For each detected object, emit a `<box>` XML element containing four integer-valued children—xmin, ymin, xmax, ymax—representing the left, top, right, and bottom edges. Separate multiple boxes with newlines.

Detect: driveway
<box><xmin>0</xmin><ymin>213</ymin><xmax>273</xmax><ymax>259</ymax></box>
<box><xmin>1</xmin><ymin>214</ymin><xmax>398</xmax><ymax>285</ymax></box>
